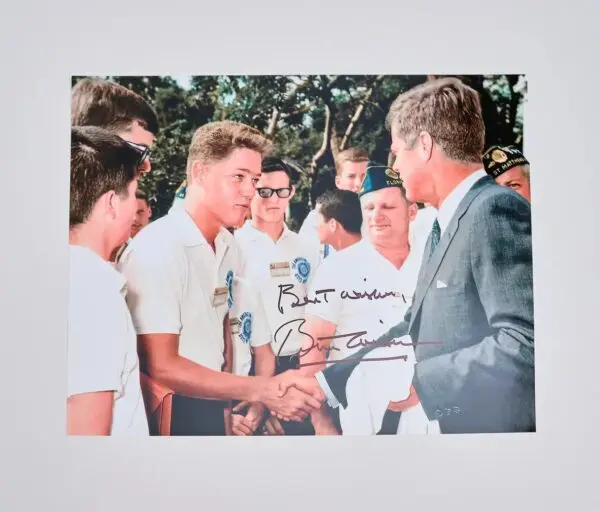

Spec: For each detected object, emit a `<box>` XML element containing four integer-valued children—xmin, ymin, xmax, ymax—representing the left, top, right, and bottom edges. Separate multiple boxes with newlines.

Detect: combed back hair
<box><xmin>335</xmin><ymin>147</ymin><xmax>369</xmax><ymax>175</ymax></box>
<box><xmin>261</xmin><ymin>155</ymin><xmax>294</xmax><ymax>185</ymax></box>
<box><xmin>386</xmin><ymin>77</ymin><xmax>485</xmax><ymax>163</ymax></box>
<box><xmin>71</xmin><ymin>77</ymin><xmax>159</xmax><ymax>135</ymax></box>
<box><xmin>186</xmin><ymin>121</ymin><xmax>273</xmax><ymax>178</ymax></box>
<box><xmin>135</xmin><ymin>189</ymin><xmax>150</xmax><ymax>205</ymax></box>
<box><xmin>70</xmin><ymin>126</ymin><xmax>141</xmax><ymax>227</ymax></box>
<box><xmin>316</xmin><ymin>189</ymin><xmax>363</xmax><ymax>235</ymax></box>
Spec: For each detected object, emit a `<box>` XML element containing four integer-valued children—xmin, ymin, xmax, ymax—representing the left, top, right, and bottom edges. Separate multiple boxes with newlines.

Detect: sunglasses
<box><xmin>256</xmin><ymin>187</ymin><xmax>292</xmax><ymax>199</ymax></box>
<box><xmin>124</xmin><ymin>140</ymin><xmax>152</xmax><ymax>169</ymax></box>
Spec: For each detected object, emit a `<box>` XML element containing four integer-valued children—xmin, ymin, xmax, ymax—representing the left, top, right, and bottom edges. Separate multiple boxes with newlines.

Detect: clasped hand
<box><xmin>261</xmin><ymin>370</ymin><xmax>325</xmax><ymax>422</ymax></box>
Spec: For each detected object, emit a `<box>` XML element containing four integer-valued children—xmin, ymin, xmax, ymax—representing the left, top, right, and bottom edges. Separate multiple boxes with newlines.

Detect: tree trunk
<box><xmin>330</xmin><ymin>125</ymin><xmax>340</xmax><ymax>161</ymax></box>
<box><xmin>309</xmin><ymin>102</ymin><xmax>333</xmax><ymax>176</ymax></box>
<box><xmin>339</xmin><ymin>75</ymin><xmax>385</xmax><ymax>151</ymax></box>
<box><xmin>308</xmin><ymin>76</ymin><xmax>339</xmax><ymax>176</ymax></box>
<box><xmin>266</xmin><ymin>107</ymin><xmax>280</xmax><ymax>138</ymax></box>
<box><xmin>506</xmin><ymin>75</ymin><xmax>521</xmax><ymax>147</ymax></box>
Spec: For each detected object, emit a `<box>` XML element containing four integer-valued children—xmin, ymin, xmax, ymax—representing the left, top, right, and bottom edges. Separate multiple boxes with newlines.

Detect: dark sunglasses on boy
<box><xmin>256</xmin><ymin>187</ymin><xmax>292</xmax><ymax>199</ymax></box>
<box><xmin>124</xmin><ymin>140</ymin><xmax>152</xmax><ymax>170</ymax></box>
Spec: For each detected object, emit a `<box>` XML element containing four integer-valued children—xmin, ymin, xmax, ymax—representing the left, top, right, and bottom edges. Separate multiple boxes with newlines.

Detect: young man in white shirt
<box><xmin>118</xmin><ymin>122</ymin><xmax>324</xmax><ymax>435</ymax></box>
<box><xmin>234</xmin><ymin>157</ymin><xmax>321</xmax><ymax>435</ymax></box>
<box><xmin>299</xmin><ymin>147</ymin><xmax>370</xmax><ymax>260</ymax></box>
<box><xmin>112</xmin><ymin>190</ymin><xmax>153</xmax><ymax>264</ymax></box>
<box><xmin>313</xmin><ymin>188</ymin><xmax>363</xmax><ymax>252</ymax></box>
<box><xmin>131</xmin><ymin>190</ymin><xmax>152</xmax><ymax>238</ymax></box>
<box><xmin>298</xmin><ymin>166</ymin><xmax>425</xmax><ymax>435</ymax></box>
<box><xmin>67</xmin><ymin>126</ymin><xmax>151</xmax><ymax>436</ymax></box>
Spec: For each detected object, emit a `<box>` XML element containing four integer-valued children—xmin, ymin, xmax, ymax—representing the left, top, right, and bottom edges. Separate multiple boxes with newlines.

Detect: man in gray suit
<box><xmin>278</xmin><ymin>77</ymin><xmax>535</xmax><ymax>434</ymax></box>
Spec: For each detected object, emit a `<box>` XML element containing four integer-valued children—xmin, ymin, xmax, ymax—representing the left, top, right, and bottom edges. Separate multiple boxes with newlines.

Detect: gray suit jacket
<box><xmin>321</xmin><ymin>176</ymin><xmax>535</xmax><ymax>433</ymax></box>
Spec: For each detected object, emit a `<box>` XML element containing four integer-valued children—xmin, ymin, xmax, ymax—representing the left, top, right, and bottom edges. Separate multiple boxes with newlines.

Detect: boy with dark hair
<box><xmin>314</xmin><ymin>189</ymin><xmax>363</xmax><ymax>251</ymax></box>
<box><xmin>68</xmin><ymin>125</ymin><xmax>149</xmax><ymax>435</ymax></box>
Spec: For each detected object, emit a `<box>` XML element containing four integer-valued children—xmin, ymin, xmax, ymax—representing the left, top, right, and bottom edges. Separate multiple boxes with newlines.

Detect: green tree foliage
<box><xmin>71</xmin><ymin>74</ymin><xmax>527</xmax><ymax>226</ymax></box>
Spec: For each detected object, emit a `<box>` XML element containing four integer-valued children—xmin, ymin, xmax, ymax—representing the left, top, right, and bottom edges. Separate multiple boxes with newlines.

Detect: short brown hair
<box><xmin>386</xmin><ymin>77</ymin><xmax>484</xmax><ymax>163</ymax></box>
<box><xmin>70</xmin><ymin>126</ymin><xmax>141</xmax><ymax>227</ymax></box>
<box><xmin>135</xmin><ymin>189</ymin><xmax>150</xmax><ymax>205</ymax></box>
<box><xmin>186</xmin><ymin>121</ymin><xmax>273</xmax><ymax>177</ymax></box>
<box><xmin>335</xmin><ymin>147</ymin><xmax>369</xmax><ymax>175</ymax></box>
<box><xmin>71</xmin><ymin>77</ymin><xmax>159</xmax><ymax>135</ymax></box>
<box><xmin>316</xmin><ymin>189</ymin><xmax>363</xmax><ymax>235</ymax></box>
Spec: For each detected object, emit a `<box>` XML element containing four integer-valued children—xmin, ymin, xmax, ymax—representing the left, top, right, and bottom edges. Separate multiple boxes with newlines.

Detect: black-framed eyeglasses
<box><xmin>256</xmin><ymin>187</ymin><xmax>292</xmax><ymax>199</ymax></box>
<box><xmin>124</xmin><ymin>140</ymin><xmax>152</xmax><ymax>169</ymax></box>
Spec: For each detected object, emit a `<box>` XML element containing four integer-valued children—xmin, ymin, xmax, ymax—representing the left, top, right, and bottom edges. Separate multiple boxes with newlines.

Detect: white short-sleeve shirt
<box><xmin>298</xmin><ymin>208</ymin><xmax>336</xmax><ymax>262</ymax></box>
<box><xmin>234</xmin><ymin>221</ymin><xmax>321</xmax><ymax>357</ymax></box>
<box><xmin>118</xmin><ymin>209</ymin><xmax>240</xmax><ymax>372</ymax></box>
<box><xmin>305</xmin><ymin>239</ymin><xmax>421</xmax><ymax>362</ymax></box>
<box><xmin>229</xmin><ymin>275</ymin><xmax>271</xmax><ymax>376</ymax></box>
<box><xmin>68</xmin><ymin>245</ymin><xmax>148</xmax><ymax>436</ymax></box>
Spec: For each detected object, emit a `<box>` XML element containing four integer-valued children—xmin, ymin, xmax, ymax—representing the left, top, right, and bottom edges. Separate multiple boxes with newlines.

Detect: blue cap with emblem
<box><xmin>358</xmin><ymin>164</ymin><xmax>403</xmax><ymax>198</ymax></box>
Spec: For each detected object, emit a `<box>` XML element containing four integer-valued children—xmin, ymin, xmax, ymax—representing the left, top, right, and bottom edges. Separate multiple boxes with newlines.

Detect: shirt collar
<box><xmin>170</xmin><ymin>208</ymin><xmax>229</xmax><ymax>250</ymax></box>
<box><xmin>170</xmin><ymin>208</ymin><xmax>208</xmax><ymax>247</ymax></box>
<box><xmin>436</xmin><ymin>169</ymin><xmax>487</xmax><ymax>234</ymax></box>
<box><xmin>69</xmin><ymin>244</ymin><xmax>126</xmax><ymax>294</ymax></box>
<box><xmin>238</xmin><ymin>220</ymin><xmax>291</xmax><ymax>244</ymax></box>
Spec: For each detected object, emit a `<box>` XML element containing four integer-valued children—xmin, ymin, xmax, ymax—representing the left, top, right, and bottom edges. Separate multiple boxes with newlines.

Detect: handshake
<box><xmin>252</xmin><ymin>370</ymin><xmax>326</xmax><ymax>422</ymax></box>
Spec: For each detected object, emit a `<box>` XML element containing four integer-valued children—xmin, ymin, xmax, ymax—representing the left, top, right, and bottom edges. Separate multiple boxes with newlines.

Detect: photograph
<box><xmin>67</xmin><ymin>73</ymin><xmax>534</xmax><ymax>437</ymax></box>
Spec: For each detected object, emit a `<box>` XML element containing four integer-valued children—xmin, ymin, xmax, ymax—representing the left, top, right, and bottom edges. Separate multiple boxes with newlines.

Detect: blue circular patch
<box><xmin>240</xmin><ymin>312</ymin><xmax>252</xmax><ymax>344</ymax></box>
<box><xmin>292</xmin><ymin>257</ymin><xmax>311</xmax><ymax>284</ymax></box>
<box><xmin>225</xmin><ymin>270</ymin><xmax>234</xmax><ymax>309</ymax></box>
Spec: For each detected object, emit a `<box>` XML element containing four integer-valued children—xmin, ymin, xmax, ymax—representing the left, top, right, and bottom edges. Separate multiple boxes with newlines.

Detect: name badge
<box><xmin>270</xmin><ymin>261</ymin><xmax>291</xmax><ymax>278</ymax></box>
<box><xmin>212</xmin><ymin>286</ymin><xmax>228</xmax><ymax>307</ymax></box>
<box><xmin>229</xmin><ymin>317</ymin><xmax>241</xmax><ymax>335</ymax></box>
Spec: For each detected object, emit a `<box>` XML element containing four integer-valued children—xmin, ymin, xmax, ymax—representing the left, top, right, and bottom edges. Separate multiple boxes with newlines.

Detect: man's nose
<box><xmin>372</xmin><ymin>208</ymin><xmax>386</xmax><ymax>221</ymax></box>
<box><xmin>140</xmin><ymin>159</ymin><xmax>151</xmax><ymax>174</ymax></box>
<box><xmin>240</xmin><ymin>180</ymin><xmax>256</xmax><ymax>199</ymax></box>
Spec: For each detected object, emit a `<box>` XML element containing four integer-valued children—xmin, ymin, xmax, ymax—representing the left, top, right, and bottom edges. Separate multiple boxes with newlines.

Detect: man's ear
<box><xmin>101</xmin><ymin>190</ymin><xmax>118</xmax><ymax>220</ymax></box>
<box><xmin>289</xmin><ymin>184</ymin><xmax>296</xmax><ymax>201</ymax></box>
<box><xmin>418</xmin><ymin>131</ymin><xmax>434</xmax><ymax>162</ymax></box>
<box><xmin>334</xmin><ymin>175</ymin><xmax>341</xmax><ymax>188</ymax></box>
<box><xmin>189</xmin><ymin>160</ymin><xmax>207</xmax><ymax>184</ymax></box>
<box><xmin>408</xmin><ymin>202</ymin><xmax>418</xmax><ymax>222</ymax></box>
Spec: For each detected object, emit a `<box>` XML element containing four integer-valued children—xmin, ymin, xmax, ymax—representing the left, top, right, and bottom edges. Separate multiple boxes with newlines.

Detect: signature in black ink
<box><xmin>277</xmin><ymin>284</ymin><xmax>411</xmax><ymax>315</ymax></box>
<box><xmin>272</xmin><ymin>317</ymin><xmax>443</xmax><ymax>367</ymax></box>
<box><xmin>277</xmin><ymin>285</ymin><xmax>336</xmax><ymax>314</ymax></box>
<box><xmin>273</xmin><ymin>318</ymin><xmax>340</xmax><ymax>360</ymax></box>
<box><xmin>340</xmin><ymin>289</ymin><xmax>408</xmax><ymax>302</ymax></box>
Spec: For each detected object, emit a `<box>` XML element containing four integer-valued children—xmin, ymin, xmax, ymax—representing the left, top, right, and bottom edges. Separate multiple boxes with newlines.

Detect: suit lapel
<box><xmin>408</xmin><ymin>177</ymin><xmax>493</xmax><ymax>331</ymax></box>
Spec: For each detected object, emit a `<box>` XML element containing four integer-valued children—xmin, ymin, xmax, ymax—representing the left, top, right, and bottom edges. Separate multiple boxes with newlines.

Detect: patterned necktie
<box><xmin>428</xmin><ymin>218</ymin><xmax>441</xmax><ymax>260</ymax></box>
